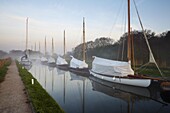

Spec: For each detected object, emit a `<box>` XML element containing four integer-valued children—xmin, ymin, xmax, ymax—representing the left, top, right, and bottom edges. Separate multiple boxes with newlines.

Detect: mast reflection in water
<box><xmin>29</xmin><ymin>64</ymin><xmax>170</xmax><ymax>113</ymax></box>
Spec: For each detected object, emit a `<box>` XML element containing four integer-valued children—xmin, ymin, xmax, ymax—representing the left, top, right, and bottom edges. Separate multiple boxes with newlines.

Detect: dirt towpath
<box><xmin>0</xmin><ymin>61</ymin><xmax>32</xmax><ymax>113</ymax></box>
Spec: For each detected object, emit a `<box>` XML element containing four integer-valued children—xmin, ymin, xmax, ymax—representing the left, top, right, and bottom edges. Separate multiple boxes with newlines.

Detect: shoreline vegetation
<box><xmin>16</xmin><ymin>61</ymin><xmax>65</xmax><ymax>113</ymax></box>
<box><xmin>133</xmin><ymin>65</ymin><xmax>170</xmax><ymax>77</ymax></box>
<box><xmin>0</xmin><ymin>58</ymin><xmax>11</xmax><ymax>82</ymax></box>
<box><xmin>71</xmin><ymin>30</ymin><xmax>170</xmax><ymax>69</ymax></box>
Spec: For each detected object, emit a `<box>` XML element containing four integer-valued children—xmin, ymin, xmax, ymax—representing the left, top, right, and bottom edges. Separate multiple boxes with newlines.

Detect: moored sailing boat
<box><xmin>47</xmin><ymin>38</ymin><xmax>56</xmax><ymax>67</ymax></box>
<box><xmin>69</xmin><ymin>17</ymin><xmax>89</xmax><ymax>75</ymax></box>
<box><xmin>56</xmin><ymin>30</ymin><xmax>69</xmax><ymax>70</ymax></box>
<box><xmin>90</xmin><ymin>0</ymin><xmax>159</xmax><ymax>87</ymax></box>
<box><xmin>41</xmin><ymin>37</ymin><xmax>48</xmax><ymax>65</ymax></box>
<box><xmin>20</xmin><ymin>17</ymin><xmax>32</xmax><ymax>66</ymax></box>
<box><xmin>41</xmin><ymin>56</ymin><xmax>48</xmax><ymax>64</ymax></box>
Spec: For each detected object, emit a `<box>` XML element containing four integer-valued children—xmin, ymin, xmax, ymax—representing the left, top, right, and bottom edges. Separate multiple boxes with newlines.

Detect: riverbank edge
<box><xmin>16</xmin><ymin>61</ymin><xmax>65</xmax><ymax>113</ymax></box>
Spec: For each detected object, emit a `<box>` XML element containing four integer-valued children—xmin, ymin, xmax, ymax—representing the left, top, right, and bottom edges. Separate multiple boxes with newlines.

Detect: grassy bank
<box><xmin>16</xmin><ymin>61</ymin><xmax>65</xmax><ymax>113</ymax></box>
<box><xmin>134</xmin><ymin>65</ymin><xmax>170</xmax><ymax>77</ymax></box>
<box><xmin>0</xmin><ymin>58</ymin><xmax>11</xmax><ymax>82</ymax></box>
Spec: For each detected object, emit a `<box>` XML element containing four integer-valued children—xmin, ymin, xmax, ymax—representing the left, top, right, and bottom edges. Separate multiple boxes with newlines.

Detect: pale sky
<box><xmin>0</xmin><ymin>0</ymin><xmax>170</xmax><ymax>55</ymax></box>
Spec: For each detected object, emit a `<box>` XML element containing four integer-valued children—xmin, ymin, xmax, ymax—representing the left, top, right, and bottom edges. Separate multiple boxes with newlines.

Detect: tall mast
<box><xmin>39</xmin><ymin>41</ymin><xmax>41</xmax><ymax>57</ymax></box>
<box><xmin>26</xmin><ymin>17</ymin><xmax>28</xmax><ymax>50</ymax></box>
<box><xmin>83</xmin><ymin>17</ymin><xmax>86</xmax><ymax>61</ymax></box>
<box><xmin>34</xmin><ymin>42</ymin><xmax>36</xmax><ymax>51</ymax></box>
<box><xmin>64</xmin><ymin>30</ymin><xmax>66</xmax><ymax>59</ymax></box>
<box><xmin>39</xmin><ymin>41</ymin><xmax>40</xmax><ymax>52</ymax></box>
<box><xmin>52</xmin><ymin>38</ymin><xmax>54</xmax><ymax>55</ymax></box>
<box><xmin>127</xmin><ymin>0</ymin><xmax>131</xmax><ymax>62</ymax></box>
<box><xmin>45</xmin><ymin>36</ymin><xmax>46</xmax><ymax>56</ymax></box>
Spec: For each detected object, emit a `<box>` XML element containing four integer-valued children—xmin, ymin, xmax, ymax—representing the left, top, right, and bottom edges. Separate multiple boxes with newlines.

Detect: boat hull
<box><xmin>90</xmin><ymin>70</ymin><xmax>151</xmax><ymax>87</ymax></box>
<box><xmin>69</xmin><ymin>67</ymin><xmax>90</xmax><ymax>76</ymax></box>
<box><xmin>57</xmin><ymin>64</ymin><xmax>69</xmax><ymax>71</ymax></box>
<box><xmin>48</xmin><ymin>63</ymin><xmax>56</xmax><ymax>67</ymax></box>
<box><xmin>41</xmin><ymin>61</ymin><xmax>48</xmax><ymax>65</ymax></box>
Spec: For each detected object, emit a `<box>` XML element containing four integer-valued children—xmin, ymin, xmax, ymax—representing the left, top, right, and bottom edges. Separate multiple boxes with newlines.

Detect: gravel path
<box><xmin>0</xmin><ymin>61</ymin><xmax>32</xmax><ymax>113</ymax></box>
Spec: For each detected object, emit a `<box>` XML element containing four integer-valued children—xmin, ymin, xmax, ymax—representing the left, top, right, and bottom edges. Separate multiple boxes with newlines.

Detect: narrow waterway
<box><xmin>28</xmin><ymin>63</ymin><xmax>170</xmax><ymax>113</ymax></box>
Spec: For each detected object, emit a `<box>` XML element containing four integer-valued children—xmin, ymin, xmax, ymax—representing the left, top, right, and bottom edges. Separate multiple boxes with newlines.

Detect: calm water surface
<box><xmin>28</xmin><ymin>63</ymin><xmax>170</xmax><ymax>113</ymax></box>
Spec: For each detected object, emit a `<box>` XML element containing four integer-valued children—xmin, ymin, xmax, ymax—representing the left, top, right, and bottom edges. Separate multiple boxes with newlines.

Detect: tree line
<box><xmin>72</xmin><ymin>30</ymin><xmax>170</xmax><ymax>68</ymax></box>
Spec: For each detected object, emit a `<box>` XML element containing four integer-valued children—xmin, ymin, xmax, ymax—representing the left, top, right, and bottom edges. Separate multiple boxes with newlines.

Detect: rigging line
<box><xmin>120</xmin><ymin>6</ymin><xmax>126</xmax><ymax>37</ymax></box>
<box><xmin>117</xmin><ymin>3</ymin><xmax>126</xmax><ymax>61</ymax></box>
<box><xmin>117</xmin><ymin>43</ymin><xmax>121</xmax><ymax>60</ymax></box>
<box><xmin>135</xmin><ymin>62</ymin><xmax>150</xmax><ymax>71</ymax></box>
<box><xmin>108</xmin><ymin>0</ymin><xmax>124</xmax><ymax>37</ymax></box>
<box><xmin>121</xmin><ymin>8</ymin><xmax>127</xmax><ymax>61</ymax></box>
<box><xmin>75</xmin><ymin>21</ymin><xmax>82</xmax><ymax>48</ymax></box>
<box><xmin>138</xmin><ymin>65</ymin><xmax>149</xmax><ymax>74</ymax></box>
<box><xmin>131</xmin><ymin>28</ymin><xmax>136</xmax><ymax>72</ymax></box>
<box><xmin>133</xmin><ymin>0</ymin><xmax>163</xmax><ymax>77</ymax></box>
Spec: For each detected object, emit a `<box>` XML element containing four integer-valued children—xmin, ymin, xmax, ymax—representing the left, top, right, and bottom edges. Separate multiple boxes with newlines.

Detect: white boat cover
<box><xmin>70</xmin><ymin>56</ymin><xmax>88</xmax><ymax>69</ymax></box>
<box><xmin>56</xmin><ymin>56</ymin><xmax>68</xmax><ymax>65</ymax></box>
<box><xmin>41</xmin><ymin>57</ymin><xmax>48</xmax><ymax>62</ymax></box>
<box><xmin>47</xmin><ymin>57</ymin><xmax>55</xmax><ymax>63</ymax></box>
<box><xmin>91</xmin><ymin>56</ymin><xmax>134</xmax><ymax>77</ymax></box>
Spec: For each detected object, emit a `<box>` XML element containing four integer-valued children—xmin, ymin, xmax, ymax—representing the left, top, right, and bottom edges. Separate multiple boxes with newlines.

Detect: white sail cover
<box><xmin>70</xmin><ymin>56</ymin><xmax>88</xmax><ymax>69</ymax></box>
<box><xmin>41</xmin><ymin>57</ymin><xmax>48</xmax><ymax>62</ymax></box>
<box><xmin>47</xmin><ymin>57</ymin><xmax>55</xmax><ymax>63</ymax></box>
<box><xmin>91</xmin><ymin>56</ymin><xmax>134</xmax><ymax>77</ymax></box>
<box><xmin>56</xmin><ymin>56</ymin><xmax>68</xmax><ymax>65</ymax></box>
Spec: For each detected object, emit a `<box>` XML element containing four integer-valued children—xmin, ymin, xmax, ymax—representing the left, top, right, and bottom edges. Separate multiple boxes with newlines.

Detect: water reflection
<box><xmin>89</xmin><ymin>76</ymin><xmax>164</xmax><ymax>104</ymax></box>
<box><xmin>23</xmin><ymin>64</ymin><xmax>32</xmax><ymax>70</ymax></box>
<box><xmin>89</xmin><ymin>76</ymin><xmax>170</xmax><ymax>113</ymax></box>
<box><xmin>44</xmin><ymin>65</ymin><xmax>46</xmax><ymax>89</ymax></box>
<box><xmin>69</xmin><ymin>72</ymin><xmax>87</xmax><ymax>113</ymax></box>
<box><xmin>29</xmin><ymin>64</ymin><xmax>170</xmax><ymax>113</ymax></box>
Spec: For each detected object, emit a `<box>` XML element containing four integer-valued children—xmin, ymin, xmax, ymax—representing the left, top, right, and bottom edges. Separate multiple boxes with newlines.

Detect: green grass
<box><xmin>134</xmin><ymin>66</ymin><xmax>170</xmax><ymax>77</ymax></box>
<box><xmin>0</xmin><ymin>59</ymin><xmax>11</xmax><ymax>82</ymax></box>
<box><xmin>16</xmin><ymin>61</ymin><xmax>65</xmax><ymax>113</ymax></box>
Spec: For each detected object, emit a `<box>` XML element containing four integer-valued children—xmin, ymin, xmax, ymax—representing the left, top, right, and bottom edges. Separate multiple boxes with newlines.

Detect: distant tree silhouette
<box><xmin>72</xmin><ymin>30</ymin><xmax>170</xmax><ymax>68</ymax></box>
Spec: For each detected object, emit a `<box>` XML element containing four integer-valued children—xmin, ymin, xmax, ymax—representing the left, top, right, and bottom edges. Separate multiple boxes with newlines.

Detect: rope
<box><xmin>117</xmin><ymin>43</ymin><xmax>121</xmax><ymax>60</ymax></box>
<box><xmin>133</xmin><ymin>0</ymin><xmax>164</xmax><ymax>77</ymax></box>
<box><xmin>109</xmin><ymin>0</ymin><xmax>124</xmax><ymax>37</ymax></box>
<box><xmin>136</xmin><ymin>62</ymin><xmax>150</xmax><ymax>71</ymax></box>
<box><xmin>117</xmin><ymin>5</ymin><xmax>127</xmax><ymax>61</ymax></box>
<box><xmin>121</xmin><ymin>9</ymin><xmax>127</xmax><ymax>61</ymax></box>
<box><xmin>136</xmin><ymin>62</ymin><xmax>150</xmax><ymax>74</ymax></box>
<box><xmin>131</xmin><ymin>29</ymin><xmax>136</xmax><ymax>73</ymax></box>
